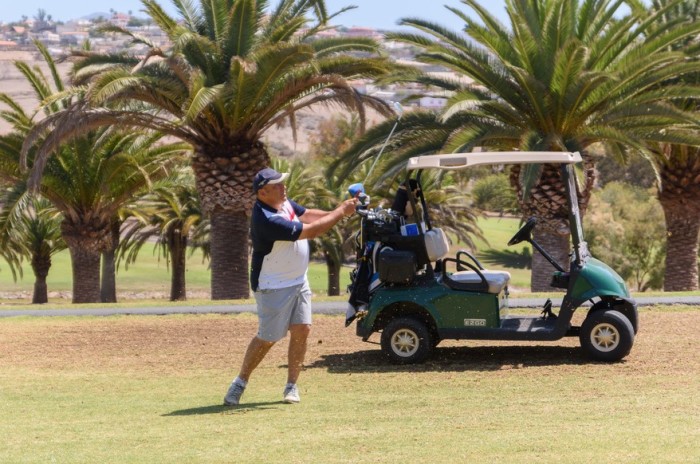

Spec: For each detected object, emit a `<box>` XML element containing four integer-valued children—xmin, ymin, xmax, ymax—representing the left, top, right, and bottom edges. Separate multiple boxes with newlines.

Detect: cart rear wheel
<box><xmin>381</xmin><ymin>317</ymin><xmax>433</xmax><ymax>364</ymax></box>
<box><xmin>580</xmin><ymin>310</ymin><xmax>634</xmax><ymax>362</ymax></box>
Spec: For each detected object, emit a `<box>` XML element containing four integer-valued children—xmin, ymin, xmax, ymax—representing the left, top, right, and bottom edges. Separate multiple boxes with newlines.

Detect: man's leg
<box><xmin>239</xmin><ymin>336</ymin><xmax>275</xmax><ymax>382</ymax></box>
<box><xmin>287</xmin><ymin>323</ymin><xmax>311</xmax><ymax>384</ymax></box>
<box><xmin>225</xmin><ymin>336</ymin><xmax>274</xmax><ymax>406</ymax></box>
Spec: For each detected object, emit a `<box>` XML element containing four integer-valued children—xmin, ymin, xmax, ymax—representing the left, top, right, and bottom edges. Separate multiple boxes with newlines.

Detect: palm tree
<box><xmin>0</xmin><ymin>187</ymin><xmax>65</xmax><ymax>304</ymax></box>
<box><xmin>0</xmin><ymin>42</ymin><xmax>189</xmax><ymax>303</ymax></box>
<box><xmin>22</xmin><ymin>0</ymin><xmax>396</xmax><ymax>299</ymax></box>
<box><xmin>628</xmin><ymin>0</ymin><xmax>700</xmax><ymax>291</ymax></box>
<box><xmin>340</xmin><ymin>0</ymin><xmax>700</xmax><ymax>291</ymax></box>
<box><xmin>119</xmin><ymin>169</ymin><xmax>207</xmax><ymax>301</ymax></box>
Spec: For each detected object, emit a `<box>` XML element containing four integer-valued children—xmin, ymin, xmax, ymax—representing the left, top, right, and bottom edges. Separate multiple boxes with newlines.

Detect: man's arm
<box><xmin>299</xmin><ymin>209</ymin><xmax>331</xmax><ymax>224</ymax></box>
<box><xmin>298</xmin><ymin>199</ymin><xmax>356</xmax><ymax>240</ymax></box>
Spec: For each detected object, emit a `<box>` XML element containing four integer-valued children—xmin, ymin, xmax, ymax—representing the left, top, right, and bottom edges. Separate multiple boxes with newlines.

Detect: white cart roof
<box><xmin>406</xmin><ymin>151</ymin><xmax>582</xmax><ymax>171</ymax></box>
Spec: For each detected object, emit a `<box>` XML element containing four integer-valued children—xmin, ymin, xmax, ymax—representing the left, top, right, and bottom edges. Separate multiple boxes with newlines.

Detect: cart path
<box><xmin>0</xmin><ymin>296</ymin><xmax>698</xmax><ymax>317</ymax></box>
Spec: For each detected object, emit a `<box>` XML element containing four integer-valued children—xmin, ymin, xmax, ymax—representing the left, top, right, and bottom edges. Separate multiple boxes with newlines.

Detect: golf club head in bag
<box><xmin>348</xmin><ymin>183</ymin><xmax>370</xmax><ymax>208</ymax></box>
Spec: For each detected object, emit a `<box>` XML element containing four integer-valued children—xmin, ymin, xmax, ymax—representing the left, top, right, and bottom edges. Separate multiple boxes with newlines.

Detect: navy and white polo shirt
<box><xmin>250</xmin><ymin>199</ymin><xmax>308</xmax><ymax>292</ymax></box>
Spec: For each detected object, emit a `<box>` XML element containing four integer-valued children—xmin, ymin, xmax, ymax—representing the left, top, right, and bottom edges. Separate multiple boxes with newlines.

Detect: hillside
<box><xmin>0</xmin><ymin>51</ymin><xmax>386</xmax><ymax>157</ymax></box>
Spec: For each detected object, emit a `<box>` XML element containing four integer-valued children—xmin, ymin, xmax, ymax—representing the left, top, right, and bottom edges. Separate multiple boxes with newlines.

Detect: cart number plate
<box><xmin>464</xmin><ymin>319</ymin><xmax>486</xmax><ymax>327</ymax></box>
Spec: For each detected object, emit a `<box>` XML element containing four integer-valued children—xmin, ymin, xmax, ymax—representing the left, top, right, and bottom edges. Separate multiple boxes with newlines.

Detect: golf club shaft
<box><xmin>363</xmin><ymin>103</ymin><xmax>403</xmax><ymax>184</ymax></box>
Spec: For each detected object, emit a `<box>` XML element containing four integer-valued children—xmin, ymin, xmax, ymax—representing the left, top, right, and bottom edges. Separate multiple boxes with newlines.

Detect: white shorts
<box><xmin>254</xmin><ymin>281</ymin><xmax>312</xmax><ymax>342</ymax></box>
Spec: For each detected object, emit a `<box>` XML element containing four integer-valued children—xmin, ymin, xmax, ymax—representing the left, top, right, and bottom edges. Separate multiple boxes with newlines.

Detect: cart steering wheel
<box><xmin>508</xmin><ymin>217</ymin><xmax>537</xmax><ymax>246</ymax></box>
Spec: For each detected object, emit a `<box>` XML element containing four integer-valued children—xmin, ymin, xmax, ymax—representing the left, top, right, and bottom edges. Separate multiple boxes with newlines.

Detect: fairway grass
<box><xmin>1</xmin><ymin>310</ymin><xmax>698</xmax><ymax>463</ymax></box>
<box><xmin>0</xmin><ymin>256</ymin><xmax>349</xmax><ymax>303</ymax></box>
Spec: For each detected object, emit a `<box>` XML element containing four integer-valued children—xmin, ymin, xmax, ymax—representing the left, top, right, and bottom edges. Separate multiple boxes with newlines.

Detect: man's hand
<box><xmin>339</xmin><ymin>198</ymin><xmax>358</xmax><ymax>217</ymax></box>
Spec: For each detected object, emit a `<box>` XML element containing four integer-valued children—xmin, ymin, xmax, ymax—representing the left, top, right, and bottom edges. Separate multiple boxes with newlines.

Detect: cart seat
<box><xmin>449</xmin><ymin>270</ymin><xmax>511</xmax><ymax>294</ymax></box>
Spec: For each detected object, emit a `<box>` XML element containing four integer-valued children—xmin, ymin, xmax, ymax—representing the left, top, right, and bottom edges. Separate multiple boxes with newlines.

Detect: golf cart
<box><xmin>346</xmin><ymin>151</ymin><xmax>638</xmax><ymax>364</ymax></box>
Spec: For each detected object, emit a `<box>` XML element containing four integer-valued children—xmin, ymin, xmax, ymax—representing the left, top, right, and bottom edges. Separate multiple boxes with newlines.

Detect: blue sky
<box><xmin>0</xmin><ymin>0</ymin><xmax>510</xmax><ymax>31</ymax></box>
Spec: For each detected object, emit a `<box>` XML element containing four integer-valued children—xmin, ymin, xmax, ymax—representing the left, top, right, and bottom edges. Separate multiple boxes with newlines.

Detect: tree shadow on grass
<box><xmin>478</xmin><ymin>248</ymin><xmax>532</xmax><ymax>269</ymax></box>
<box><xmin>307</xmin><ymin>345</ymin><xmax>597</xmax><ymax>374</ymax></box>
<box><xmin>163</xmin><ymin>401</ymin><xmax>284</xmax><ymax>416</ymax></box>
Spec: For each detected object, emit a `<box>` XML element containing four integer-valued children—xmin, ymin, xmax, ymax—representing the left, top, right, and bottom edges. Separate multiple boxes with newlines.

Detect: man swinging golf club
<box><xmin>224</xmin><ymin>167</ymin><xmax>357</xmax><ymax>405</ymax></box>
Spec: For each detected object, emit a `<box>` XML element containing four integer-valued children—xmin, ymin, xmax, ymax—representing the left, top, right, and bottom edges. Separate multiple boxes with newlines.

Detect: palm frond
<box><xmin>310</xmin><ymin>37</ymin><xmax>380</xmax><ymax>57</ymax></box>
<box><xmin>13</xmin><ymin>62</ymin><xmax>54</xmax><ymax>110</ymax></box>
<box><xmin>141</xmin><ymin>0</ymin><xmax>181</xmax><ymax>38</ymax></box>
<box><xmin>184</xmin><ymin>82</ymin><xmax>225</xmax><ymax>123</ymax></box>
<box><xmin>172</xmin><ymin>0</ymin><xmax>204</xmax><ymax>32</ymax></box>
<box><xmin>32</xmin><ymin>39</ymin><xmax>64</xmax><ymax>94</ymax></box>
<box><xmin>223</xmin><ymin>0</ymin><xmax>262</xmax><ymax>58</ymax></box>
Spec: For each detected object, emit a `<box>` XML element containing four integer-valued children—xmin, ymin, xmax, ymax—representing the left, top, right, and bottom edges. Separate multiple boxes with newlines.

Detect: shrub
<box><xmin>584</xmin><ymin>182</ymin><xmax>665</xmax><ymax>291</ymax></box>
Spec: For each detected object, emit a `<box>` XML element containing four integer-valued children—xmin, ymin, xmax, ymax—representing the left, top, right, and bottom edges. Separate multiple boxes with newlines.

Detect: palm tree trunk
<box><xmin>68</xmin><ymin>243</ymin><xmax>102</xmax><ymax>303</ymax></box>
<box><xmin>61</xmin><ymin>219</ymin><xmax>110</xmax><ymax>303</ymax></box>
<box><xmin>658</xmin><ymin>151</ymin><xmax>700</xmax><ymax>291</ymax></box>
<box><xmin>31</xmin><ymin>254</ymin><xmax>51</xmax><ymax>304</ymax></box>
<box><xmin>192</xmin><ymin>144</ymin><xmax>268</xmax><ymax>300</ymax></box>
<box><xmin>210</xmin><ymin>210</ymin><xmax>250</xmax><ymax>299</ymax></box>
<box><xmin>100</xmin><ymin>220</ymin><xmax>121</xmax><ymax>303</ymax></box>
<box><xmin>530</xmin><ymin>228</ymin><xmax>570</xmax><ymax>292</ymax></box>
<box><xmin>325</xmin><ymin>253</ymin><xmax>341</xmax><ymax>296</ymax></box>
<box><xmin>100</xmin><ymin>250</ymin><xmax>116</xmax><ymax>302</ymax></box>
<box><xmin>660</xmin><ymin>203</ymin><xmax>700</xmax><ymax>291</ymax></box>
<box><xmin>169</xmin><ymin>230</ymin><xmax>187</xmax><ymax>301</ymax></box>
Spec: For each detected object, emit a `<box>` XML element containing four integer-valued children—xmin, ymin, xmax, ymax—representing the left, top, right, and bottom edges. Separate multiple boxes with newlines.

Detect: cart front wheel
<box><xmin>580</xmin><ymin>310</ymin><xmax>634</xmax><ymax>362</ymax></box>
<box><xmin>381</xmin><ymin>317</ymin><xmax>433</xmax><ymax>364</ymax></box>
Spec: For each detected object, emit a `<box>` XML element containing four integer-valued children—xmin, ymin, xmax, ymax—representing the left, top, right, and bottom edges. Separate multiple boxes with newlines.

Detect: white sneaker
<box><xmin>283</xmin><ymin>384</ymin><xmax>300</xmax><ymax>404</ymax></box>
<box><xmin>224</xmin><ymin>381</ymin><xmax>246</xmax><ymax>406</ymax></box>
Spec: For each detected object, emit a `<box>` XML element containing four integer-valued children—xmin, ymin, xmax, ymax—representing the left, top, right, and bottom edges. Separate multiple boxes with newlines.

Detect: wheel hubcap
<box><xmin>391</xmin><ymin>329</ymin><xmax>419</xmax><ymax>357</ymax></box>
<box><xmin>590</xmin><ymin>322</ymin><xmax>620</xmax><ymax>352</ymax></box>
